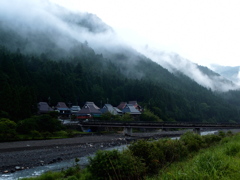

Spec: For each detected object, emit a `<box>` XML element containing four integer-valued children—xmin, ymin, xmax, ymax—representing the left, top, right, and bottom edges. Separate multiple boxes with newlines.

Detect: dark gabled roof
<box><xmin>117</xmin><ymin>102</ymin><xmax>127</xmax><ymax>110</ymax></box>
<box><xmin>128</xmin><ymin>101</ymin><xmax>138</xmax><ymax>106</ymax></box>
<box><xmin>100</xmin><ymin>104</ymin><xmax>122</xmax><ymax>115</ymax></box>
<box><xmin>56</xmin><ymin>102</ymin><xmax>68</xmax><ymax>108</ymax></box>
<box><xmin>128</xmin><ymin>100</ymin><xmax>143</xmax><ymax>112</ymax></box>
<box><xmin>77</xmin><ymin>102</ymin><xmax>101</xmax><ymax>115</ymax></box>
<box><xmin>128</xmin><ymin>101</ymin><xmax>142</xmax><ymax>109</ymax></box>
<box><xmin>85</xmin><ymin>102</ymin><xmax>100</xmax><ymax>109</ymax></box>
<box><xmin>122</xmin><ymin>104</ymin><xmax>141</xmax><ymax>115</ymax></box>
<box><xmin>114</xmin><ymin>107</ymin><xmax>123</xmax><ymax>114</ymax></box>
<box><xmin>38</xmin><ymin>102</ymin><xmax>53</xmax><ymax>113</ymax></box>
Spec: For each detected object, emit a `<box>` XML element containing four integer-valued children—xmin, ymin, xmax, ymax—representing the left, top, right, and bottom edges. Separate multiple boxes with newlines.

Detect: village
<box><xmin>38</xmin><ymin>101</ymin><xmax>144</xmax><ymax>121</ymax></box>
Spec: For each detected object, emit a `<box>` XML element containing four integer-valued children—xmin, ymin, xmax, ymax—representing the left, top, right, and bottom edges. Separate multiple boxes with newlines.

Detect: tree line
<box><xmin>0</xmin><ymin>45</ymin><xmax>239</xmax><ymax>123</ymax></box>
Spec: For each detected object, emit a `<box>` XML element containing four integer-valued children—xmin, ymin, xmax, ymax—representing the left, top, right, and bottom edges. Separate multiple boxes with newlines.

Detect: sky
<box><xmin>48</xmin><ymin>0</ymin><xmax>240</xmax><ymax>67</ymax></box>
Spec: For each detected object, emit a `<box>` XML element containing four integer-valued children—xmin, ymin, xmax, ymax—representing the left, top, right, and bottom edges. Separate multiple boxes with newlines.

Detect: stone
<box><xmin>15</xmin><ymin>166</ymin><xmax>21</xmax><ymax>170</ymax></box>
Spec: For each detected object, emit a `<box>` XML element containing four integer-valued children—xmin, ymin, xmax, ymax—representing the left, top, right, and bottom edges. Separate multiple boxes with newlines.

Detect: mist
<box><xmin>139</xmin><ymin>46</ymin><xmax>240</xmax><ymax>92</ymax></box>
<box><xmin>1</xmin><ymin>0</ymin><xmax>239</xmax><ymax>92</ymax></box>
<box><xmin>0</xmin><ymin>0</ymin><xmax>121</xmax><ymax>57</ymax></box>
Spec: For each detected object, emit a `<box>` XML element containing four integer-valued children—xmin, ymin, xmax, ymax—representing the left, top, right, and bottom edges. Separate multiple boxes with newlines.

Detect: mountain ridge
<box><xmin>0</xmin><ymin>0</ymin><xmax>240</xmax><ymax>123</ymax></box>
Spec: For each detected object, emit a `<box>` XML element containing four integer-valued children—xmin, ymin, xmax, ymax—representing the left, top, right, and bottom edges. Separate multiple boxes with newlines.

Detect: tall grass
<box><xmin>147</xmin><ymin>133</ymin><xmax>240</xmax><ymax>180</ymax></box>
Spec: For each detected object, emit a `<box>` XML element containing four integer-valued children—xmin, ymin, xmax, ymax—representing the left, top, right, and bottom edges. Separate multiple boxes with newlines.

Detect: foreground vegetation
<box><xmin>22</xmin><ymin>131</ymin><xmax>239</xmax><ymax>180</ymax></box>
<box><xmin>147</xmin><ymin>132</ymin><xmax>240</xmax><ymax>180</ymax></box>
<box><xmin>0</xmin><ymin>113</ymin><xmax>82</xmax><ymax>142</ymax></box>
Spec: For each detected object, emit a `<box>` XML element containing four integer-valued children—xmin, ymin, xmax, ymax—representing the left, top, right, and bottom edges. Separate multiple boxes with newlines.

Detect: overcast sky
<box><xmin>49</xmin><ymin>0</ymin><xmax>240</xmax><ymax>67</ymax></box>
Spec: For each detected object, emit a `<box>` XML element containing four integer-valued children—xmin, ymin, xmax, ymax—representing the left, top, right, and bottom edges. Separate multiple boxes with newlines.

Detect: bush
<box><xmin>128</xmin><ymin>139</ymin><xmax>161</xmax><ymax>174</ymax></box>
<box><xmin>53</xmin><ymin>130</ymin><xmax>68</xmax><ymax>138</ymax></box>
<box><xmin>41</xmin><ymin>131</ymin><xmax>52</xmax><ymax>139</ymax></box>
<box><xmin>120</xmin><ymin>113</ymin><xmax>134</xmax><ymax>121</ymax></box>
<box><xmin>160</xmin><ymin>139</ymin><xmax>188</xmax><ymax>163</ymax></box>
<box><xmin>17</xmin><ymin>117</ymin><xmax>38</xmax><ymax>134</ymax></box>
<box><xmin>87</xmin><ymin>149</ymin><xmax>146</xmax><ymax>180</ymax></box>
<box><xmin>0</xmin><ymin>118</ymin><xmax>17</xmax><ymax>141</ymax></box>
<box><xmin>128</xmin><ymin>138</ymin><xmax>188</xmax><ymax>174</ymax></box>
<box><xmin>202</xmin><ymin>134</ymin><xmax>222</xmax><ymax>147</ymax></box>
<box><xmin>30</xmin><ymin>130</ymin><xmax>42</xmax><ymax>139</ymax></box>
<box><xmin>218</xmin><ymin>131</ymin><xmax>226</xmax><ymax>138</ymax></box>
<box><xmin>227</xmin><ymin>130</ymin><xmax>233</xmax><ymax>136</ymax></box>
<box><xmin>180</xmin><ymin>132</ymin><xmax>203</xmax><ymax>152</ymax></box>
<box><xmin>140</xmin><ymin>109</ymin><xmax>162</xmax><ymax>122</ymax></box>
<box><xmin>17</xmin><ymin>115</ymin><xmax>63</xmax><ymax>134</ymax></box>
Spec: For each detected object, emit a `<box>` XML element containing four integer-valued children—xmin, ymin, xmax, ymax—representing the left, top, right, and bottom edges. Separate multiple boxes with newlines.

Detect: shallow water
<box><xmin>0</xmin><ymin>130</ymin><xmax>218</xmax><ymax>180</ymax></box>
<box><xmin>0</xmin><ymin>145</ymin><xmax>127</xmax><ymax>180</ymax></box>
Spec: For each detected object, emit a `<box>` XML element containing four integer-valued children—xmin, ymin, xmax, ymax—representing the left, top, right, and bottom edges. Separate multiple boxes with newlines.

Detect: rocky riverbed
<box><xmin>0</xmin><ymin>130</ymin><xmax>192</xmax><ymax>174</ymax></box>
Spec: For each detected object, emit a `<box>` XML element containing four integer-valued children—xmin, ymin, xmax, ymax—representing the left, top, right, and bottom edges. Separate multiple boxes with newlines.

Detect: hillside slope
<box><xmin>0</xmin><ymin>1</ymin><xmax>239</xmax><ymax>123</ymax></box>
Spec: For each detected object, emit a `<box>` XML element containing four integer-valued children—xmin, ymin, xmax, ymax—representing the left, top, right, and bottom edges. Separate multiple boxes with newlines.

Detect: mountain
<box><xmin>139</xmin><ymin>47</ymin><xmax>239</xmax><ymax>92</ymax></box>
<box><xmin>210</xmin><ymin>64</ymin><xmax>240</xmax><ymax>85</ymax></box>
<box><xmin>0</xmin><ymin>0</ymin><xmax>239</xmax><ymax>123</ymax></box>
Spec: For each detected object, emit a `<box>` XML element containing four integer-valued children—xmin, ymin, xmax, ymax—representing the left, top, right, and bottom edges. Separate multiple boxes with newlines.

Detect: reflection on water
<box><xmin>0</xmin><ymin>131</ymin><xmax>218</xmax><ymax>180</ymax></box>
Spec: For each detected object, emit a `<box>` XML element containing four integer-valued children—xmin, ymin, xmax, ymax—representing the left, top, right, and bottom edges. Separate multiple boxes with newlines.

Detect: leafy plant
<box><xmin>180</xmin><ymin>132</ymin><xmax>203</xmax><ymax>152</ymax></box>
<box><xmin>87</xmin><ymin>149</ymin><xmax>146</xmax><ymax>180</ymax></box>
<box><xmin>0</xmin><ymin>118</ymin><xmax>17</xmax><ymax>141</ymax></box>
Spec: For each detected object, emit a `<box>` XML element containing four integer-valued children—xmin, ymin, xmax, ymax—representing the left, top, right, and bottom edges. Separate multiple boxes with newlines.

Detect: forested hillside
<box><xmin>0</xmin><ymin>1</ymin><xmax>239</xmax><ymax>123</ymax></box>
<box><xmin>0</xmin><ymin>45</ymin><xmax>238</xmax><ymax>123</ymax></box>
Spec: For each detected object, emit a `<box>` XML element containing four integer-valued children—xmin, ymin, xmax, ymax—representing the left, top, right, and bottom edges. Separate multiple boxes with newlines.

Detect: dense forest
<box><xmin>0</xmin><ymin>1</ymin><xmax>240</xmax><ymax>124</ymax></box>
<box><xmin>0</xmin><ymin>44</ymin><xmax>239</xmax><ymax>123</ymax></box>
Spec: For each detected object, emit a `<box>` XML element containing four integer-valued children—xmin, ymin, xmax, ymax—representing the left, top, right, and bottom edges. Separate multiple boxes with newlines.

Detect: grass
<box><xmin>146</xmin><ymin>134</ymin><xmax>240</xmax><ymax>180</ymax></box>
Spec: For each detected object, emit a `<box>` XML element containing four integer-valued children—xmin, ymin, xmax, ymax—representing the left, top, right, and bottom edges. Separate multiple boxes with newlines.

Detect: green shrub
<box><xmin>64</xmin><ymin>167</ymin><xmax>80</xmax><ymax>178</ymax></box>
<box><xmin>140</xmin><ymin>109</ymin><xmax>162</xmax><ymax>122</ymax></box>
<box><xmin>161</xmin><ymin>139</ymin><xmax>188</xmax><ymax>163</ymax></box>
<box><xmin>41</xmin><ymin>131</ymin><xmax>52</xmax><ymax>139</ymax></box>
<box><xmin>128</xmin><ymin>138</ymin><xmax>188</xmax><ymax>174</ymax></box>
<box><xmin>180</xmin><ymin>132</ymin><xmax>203</xmax><ymax>152</ymax></box>
<box><xmin>202</xmin><ymin>134</ymin><xmax>221</xmax><ymax>147</ymax></box>
<box><xmin>128</xmin><ymin>139</ymin><xmax>161</xmax><ymax>174</ymax></box>
<box><xmin>53</xmin><ymin>130</ymin><xmax>68</xmax><ymax>138</ymax></box>
<box><xmin>30</xmin><ymin>130</ymin><xmax>42</xmax><ymax>139</ymax></box>
<box><xmin>0</xmin><ymin>118</ymin><xmax>17</xmax><ymax>141</ymax></box>
<box><xmin>227</xmin><ymin>130</ymin><xmax>233</xmax><ymax>136</ymax></box>
<box><xmin>218</xmin><ymin>131</ymin><xmax>226</xmax><ymax>138</ymax></box>
<box><xmin>225</xmin><ymin>143</ymin><xmax>240</xmax><ymax>156</ymax></box>
<box><xmin>87</xmin><ymin>149</ymin><xmax>146</xmax><ymax>180</ymax></box>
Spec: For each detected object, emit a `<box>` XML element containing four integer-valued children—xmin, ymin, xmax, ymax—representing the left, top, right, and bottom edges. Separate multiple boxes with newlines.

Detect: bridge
<box><xmin>79</xmin><ymin>121</ymin><xmax>240</xmax><ymax>136</ymax></box>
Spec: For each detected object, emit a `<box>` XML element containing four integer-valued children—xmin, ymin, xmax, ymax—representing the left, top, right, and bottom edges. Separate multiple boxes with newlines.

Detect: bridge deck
<box><xmin>79</xmin><ymin>121</ymin><xmax>240</xmax><ymax>129</ymax></box>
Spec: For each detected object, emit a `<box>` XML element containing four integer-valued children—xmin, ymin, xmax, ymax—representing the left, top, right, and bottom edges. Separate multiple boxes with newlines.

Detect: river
<box><xmin>0</xmin><ymin>130</ymin><xmax>218</xmax><ymax>180</ymax></box>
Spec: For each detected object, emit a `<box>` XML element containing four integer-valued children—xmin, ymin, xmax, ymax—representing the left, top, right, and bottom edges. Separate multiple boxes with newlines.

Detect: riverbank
<box><xmin>0</xmin><ymin>130</ymin><xmax>189</xmax><ymax>174</ymax></box>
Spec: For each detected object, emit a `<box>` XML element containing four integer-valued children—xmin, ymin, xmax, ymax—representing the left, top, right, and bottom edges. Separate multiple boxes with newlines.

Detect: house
<box><xmin>55</xmin><ymin>102</ymin><xmax>71</xmax><ymax>117</ymax></box>
<box><xmin>117</xmin><ymin>102</ymin><xmax>127</xmax><ymax>110</ymax></box>
<box><xmin>55</xmin><ymin>102</ymin><xmax>69</xmax><ymax>109</ymax></box>
<box><xmin>38</xmin><ymin>102</ymin><xmax>53</xmax><ymax>114</ymax></box>
<box><xmin>76</xmin><ymin>102</ymin><xmax>102</xmax><ymax>120</ymax></box>
<box><xmin>128</xmin><ymin>101</ymin><xmax>143</xmax><ymax>112</ymax></box>
<box><xmin>100</xmin><ymin>104</ymin><xmax>123</xmax><ymax>115</ymax></box>
<box><xmin>122</xmin><ymin>104</ymin><xmax>141</xmax><ymax>115</ymax></box>
<box><xmin>117</xmin><ymin>101</ymin><xmax>143</xmax><ymax>112</ymax></box>
<box><xmin>121</xmin><ymin>104</ymin><xmax>141</xmax><ymax>120</ymax></box>
<box><xmin>71</xmin><ymin>106</ymin><xmax>81</xmax><ymax>114</ymax></box>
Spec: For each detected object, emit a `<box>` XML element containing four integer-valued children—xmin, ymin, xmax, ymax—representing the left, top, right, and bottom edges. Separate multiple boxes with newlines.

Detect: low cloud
<box><xmin>0</xmin><ymin>0</ymin><xmax>118</xmax><ymax>56</ymax></box>
<box><xmin>139</xmin><ymin>46</ymin><xmax>239</xmax><ymax>92</ymax></box>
